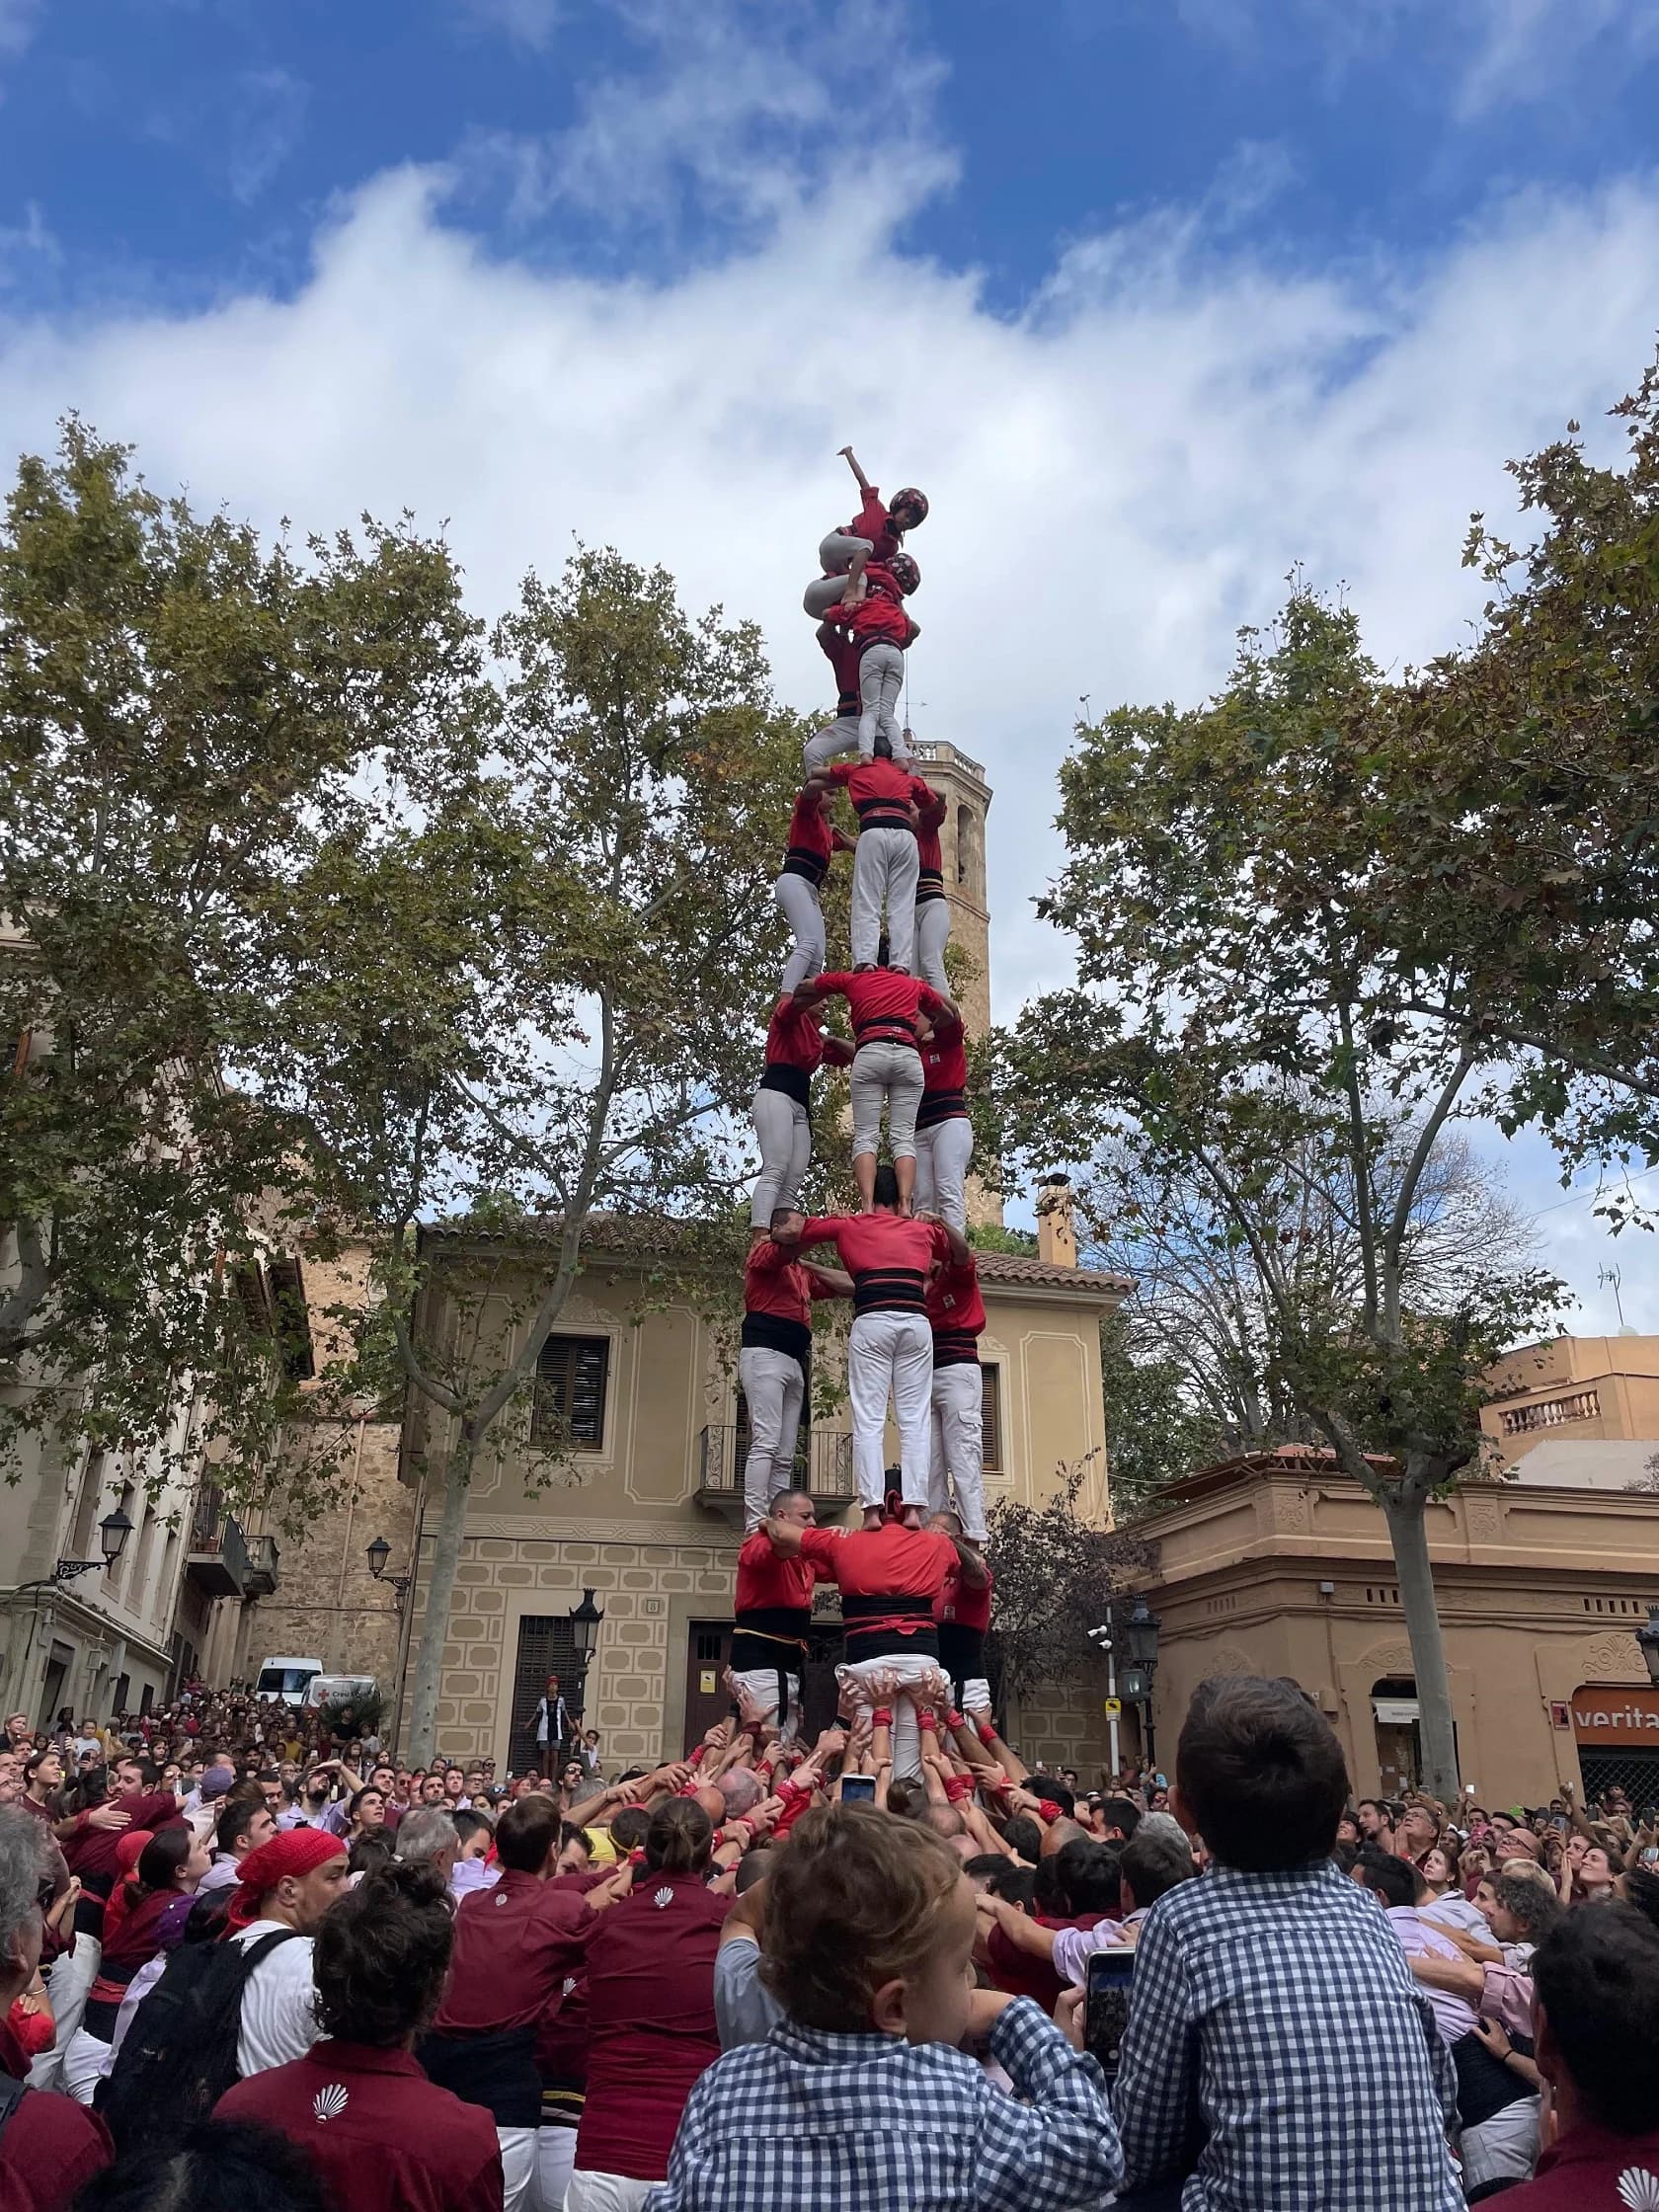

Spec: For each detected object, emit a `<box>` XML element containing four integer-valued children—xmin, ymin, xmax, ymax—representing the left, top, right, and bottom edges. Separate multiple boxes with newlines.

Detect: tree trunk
<box><xmin>405</xmin><ymin>1430</ymin><xmax>475</xmax><ymax>1769</ymax></box>
<box><xmin>1379</xmin><ymin>1485</ymin><xmax>1461</xmax><ymax>1802</ymax></box>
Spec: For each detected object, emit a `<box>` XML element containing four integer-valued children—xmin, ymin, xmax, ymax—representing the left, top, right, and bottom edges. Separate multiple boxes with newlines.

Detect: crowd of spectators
<box><xmin>0</xmin><ymin>1669</ymin><xmax>1655</xmax><ymax>2211</ymax></box>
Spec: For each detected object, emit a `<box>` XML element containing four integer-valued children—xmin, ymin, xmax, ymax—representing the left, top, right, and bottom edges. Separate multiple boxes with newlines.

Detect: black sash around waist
<box><xmin>915</xmin><ymin>868</ymin><xmax>945</xmax><ymax>906</ymax></box>
<box><xmin>843</xmin><ymin>1593</ymin><xmax>941</xmax><ymax>1666</ymax></box>
<box><xmin>757</xmin><ymin>1062</ymin><xmax>812</xmax><ymax>1107</ymax></box>
<box><xmin>837</xmin><ymin>689</ymin><xmax>859</xmax><ymax>718</ymax></box>
<box><xmin>931</xmin><ymin>1327</ymin><xmax>981</xmax><ymax>1368</ymax></box>
<box><xmin>853</xmin><ymin>1013</ymin><xmax>917</xmax><ymax>1051</ymax></box>
<box><xmin>735</xmin><ymin>1605</ymin><xmax>812</xmax><ymax>1646</ymax></box>
<box><xmin>781</xmin><ymin>844</ymin><xmax>829</xmax><ymax>886</ymax></box>
<box><xmin>851</xmin><ymin>798</ymin><xmax>913</xmax><ymax>832</ymax></box>
<box><xmin>419</xmin><ymin>2023</ymin><xmax>540</xmax><ymax>2130</ymax></box>
<box><xmin>852</xmin><ymin>1268</ymin><xmax>926</xmax><ymax>1314</ymax></box>
<box><xmin>940</xmin><ymin>1620</ymin><xmax>987</xmax><ymax>1675</ymax></box>
<box><xmin>916</xmin><ymin>1086</ymin><xmax>968</xmax><ymax>1128</ymax></box>
<box><xmin>741</xmin><ymin>1311</ymin><xmax>811</xmax><ymax>1366</ymax></box>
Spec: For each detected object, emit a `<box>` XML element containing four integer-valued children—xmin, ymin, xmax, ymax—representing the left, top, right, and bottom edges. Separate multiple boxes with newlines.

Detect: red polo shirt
<box><xmin>743</xmin><ymin>1240</ymin><xmax>827</xmax><ymax>1333</ymax></box>
<box><xmin>735</xmin><ymin>1530</ymin><xmax>822</xmax><ymax>1617</ymax></box>
<box><xmin>216</xmin><ymin>2041</ymin><xmax>503</xmax><ymax>2212</ymax></box>
<box><xmin>842</xmin><ymin>487</ymin><xmax>903</xmax><ymax>564</ymax></box>
<box><xmin>1492</xmin><ymin>2122</ymin><xmax>1659</xmax><ymax>2209</ymax></box>
<box><xmin>0</xmin><ymin>2026</ymin><xmax>113</xmax><ymax>2212</ymax></box>
<box><xmin>918</xmin><ymin>1018</ymin><xmax>969</xmax><ymax>1126</ymax></box>
<box><xmin>799</xmin><ymin>1520</ymin><xmax>957</xmax><ymax>1640</ymax></box>
<box><xmin>780</xmin><ymin>789</ymin><xmax>832</xmax><ymax>881</ymax></box>
<box><xmin>816</xmin><ymin>621</ymin><xmax>862</xmax><ymax>710</ymax></box>
<box><xmin>797</xmin><ymin>1212</ymin><xmax>951</xmax><ymax>1316</ymax></box>
<box><xmin>62</xmin><ymin>1792</ymin><xmax>184</xmax><ymax>1889</ymax></box>
<box><xmin>827</xmin><ymin>757</ymin><xmax>934</xmax><ymax>832</ymax></box>
<box><xmin>925</xmin><ymin>1254</ymin><xmax>984</xmax><ymax>1365</ymax></box>
<box><xmin>573</xmin><ymin>1874</ymin><xmax>730</xmax><ymax>2180</ymax></box>
<box><xmin>809</xmin><ymin>972</ymin><xmax>948</xmax><ymax>1054</ymax></box>
<box><xmin>937</xmin><ymin>1561</ymin><xmax>992</xmax><ymax>1635</ymax></box>
<box><xmin>434</xmin><ymin>1869</ymin><xmax>592</xmax><ymax>2034</ymax></box>
<box><xmin>761</xmin><ymin>996</ymin><xmax>829</xmax><ymax>1076</ymax></box>
<box><xmin>915</xmin><ymin>789</ymin><xmax>948</xmax><ymax>884</ymax></box>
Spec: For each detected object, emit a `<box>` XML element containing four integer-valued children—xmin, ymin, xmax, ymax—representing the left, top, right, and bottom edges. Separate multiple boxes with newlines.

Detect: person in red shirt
<box><xmin>811</xmin><ymin>741</ymin><xmax>937</xmax><ymax>976</ymax></box>
<box><xmin>931</xmin><ymin>1513</ymin><xmax>994</xmax><ymax>1704</ymax></box>
<box><xmin>0</xmin><ymin>1808</ymin><xmax>113</xmax><ymax>2212</ymax></box>
<box><xmin>913</xmin><ymin>783</ymin><xmax>951</xmax><ymax>991</ymax></box>
<box><xmin>772</xmin><ymin>782</ymin><xmax>854</xmax><ymax>996</ymax></box>
<box><xmin>773</xmin><ymin>1179</ymin><xmax>968</xmax><ymax>1520</ymax></box>
<box><xmin>747</xmin><ymin>994</ymin><xmax>853</xmax><ymax>1238</ymax></box>
<box><xmin>913</xmin><ymin>1004</ymin><xmax>974</xmax><ymax>1234</ymax></box>
<box><xmin>800</xmin><ymin>444</ymin><xmax>928</xmax><ymax>620</ymax></box>
<box><xmin>419</xmin><ymin>1794</ymin><xmax>594</xmax><ymax>2212</ymax></box>
<box><xmin>737</xmin><ymin>1238</ymin><xmax>850</xmax><ymax>1533</ymax></box>
<box><xmin>793</xmin><ymin>964</ymin><xmax>950</xmax><ymax>1210</ymax></box>
<box><xmin>830</xmin><ymin>568</ymin><xmax>921</xmax><ymax>763</ymax></box>
<box><xmin>802</xmin><ymin>621</ymin><xmax>864</xmax><ymax>776</ymax></box>
<box><xmin>44</xmin><ymin>1763</ymin><xmax>182</xmax><ymax>2085</ymax></box>
<box><xmin>568</xmin><ymin>1799</ymin><xmax>729</xmax><ymax>2212</ymax></box>
<box><xmin>763</xmin><ymin>1502</ymin><xmax>965</xmax><ymax>1778</ymax></box>
<box><xmin>924</xmin><ymin>1246</ymin><xmax>987</xmax><ymax>1542</ymax></box>
<box><xmin>215</xmin><ymin>1858</ymin><xmax>503</xmax><ymax>2212</ymax></box>
<box><xmin>730</xmin><ymin>1489</ymin><xmax>835</xmax><ymax>1743</ymax></box>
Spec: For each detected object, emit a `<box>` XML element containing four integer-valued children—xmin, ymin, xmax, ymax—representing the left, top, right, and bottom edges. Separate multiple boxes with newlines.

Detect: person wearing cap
<box><xmin>225</xmin><ymin>1828</ymin><xmax>350</xmax><ymax>2079</ymax></box>
<box><xmin>182</xmin><ymin>1761</ymin><xmax>237</xmax><ymax>1817</ymax></box>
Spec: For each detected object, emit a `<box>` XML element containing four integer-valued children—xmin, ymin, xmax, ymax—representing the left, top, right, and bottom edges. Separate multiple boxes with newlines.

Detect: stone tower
<box><xmin>908</xmin><ymin>735</ymin><xmax>1002</xmax><ymax>1226</ymax></box>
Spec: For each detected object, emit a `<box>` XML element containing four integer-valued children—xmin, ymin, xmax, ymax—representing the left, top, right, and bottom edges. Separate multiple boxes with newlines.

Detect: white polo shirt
<box><xmin>230</xmin><ymin>1919</ymin><xmax>321</xmax><ymax>2078</ymax></box>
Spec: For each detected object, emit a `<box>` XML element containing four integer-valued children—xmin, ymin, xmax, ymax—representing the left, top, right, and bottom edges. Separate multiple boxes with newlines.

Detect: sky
<box><xmin>3</xmin><ymin>0</ymin><xmax>1658</xmax><ymax>1326</ymax></box>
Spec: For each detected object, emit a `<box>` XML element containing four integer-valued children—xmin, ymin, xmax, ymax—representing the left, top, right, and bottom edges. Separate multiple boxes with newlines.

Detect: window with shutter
<box><xmin>981</xmin><ymin>1363</ymin><xmax>1002</xmax><ymax>1472</ymax></box>
<box><xmin>531</xmin><ymin>1335</ymin><xmax>610</xmax><ymax>1449</ymax></box>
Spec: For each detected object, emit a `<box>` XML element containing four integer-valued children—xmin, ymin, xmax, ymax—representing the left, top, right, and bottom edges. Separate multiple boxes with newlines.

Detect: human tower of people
<box><xmin>3</xmin><ymin>452</ymin><xmax>1658</xmax><ymax>2212</ymax></box>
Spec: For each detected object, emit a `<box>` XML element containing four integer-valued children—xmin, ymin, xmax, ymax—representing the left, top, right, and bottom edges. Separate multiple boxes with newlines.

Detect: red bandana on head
<box><xmin>227</xmin><ymin>1829</ymin><xmax>345</xmax><ymax>1931</ymax></box>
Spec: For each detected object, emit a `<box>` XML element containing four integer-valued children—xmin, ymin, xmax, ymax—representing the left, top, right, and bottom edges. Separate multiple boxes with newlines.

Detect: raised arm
<box><xmin>837</xmin><ymin>443</ymin><xmax>872</xmax><ymax>494</ymax></box>
<box><xmin>804</xmin><ymin>1263</ymin><xmax>855</xmax><ymax>1299</ymax></box>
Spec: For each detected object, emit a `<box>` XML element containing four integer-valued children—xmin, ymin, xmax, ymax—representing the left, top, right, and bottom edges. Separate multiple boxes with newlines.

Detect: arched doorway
<box><xmin>1371</xmin><ymin>1676</ymin><xmax>1420</xmax><ymax>1795</ymax></box>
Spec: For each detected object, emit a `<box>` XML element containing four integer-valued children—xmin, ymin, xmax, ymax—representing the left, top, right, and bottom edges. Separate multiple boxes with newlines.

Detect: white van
<box><xmin>255</xmin><ymin>1655</ymin><xmax>324</xmax><ymax>1707</ymax></box>
<box><xmin>302</xmin><ymin>1673</ymin><xmax>378</xmax><ymax>1713</ymax></box>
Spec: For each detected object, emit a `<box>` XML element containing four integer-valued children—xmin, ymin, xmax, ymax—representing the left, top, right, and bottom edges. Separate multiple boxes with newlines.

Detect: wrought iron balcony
<box><xmin>694</xmin><ymin>1423</ymin><xmax>856</xmax><ymax>1517</ymax></box>
<box><xmin>185</xmin><ymin>1501</ymin><xmax>250</xmax><ymax>1599</ymax></box>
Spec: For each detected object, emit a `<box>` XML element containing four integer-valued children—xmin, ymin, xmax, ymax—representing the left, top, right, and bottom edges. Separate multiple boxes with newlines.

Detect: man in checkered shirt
<box><xmin>644</xmin><ymin>1800</ymin><xmax>1122</xmax><ymax>2212</ymax></box>
<box><xmin>1112</xmin><ymin>1674</ymin><xmax>1463</xmax><ymax>2210</ymax></box>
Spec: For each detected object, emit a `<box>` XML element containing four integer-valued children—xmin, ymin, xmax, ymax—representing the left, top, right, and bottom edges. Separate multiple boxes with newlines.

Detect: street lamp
<box><xmin>1122</xmin><ymin>1598</ymin><xmax>1162</xmax><ymax>1770</ymax></box>
<box><xmin>97</xmin><ymin>1509</ymin><xmax>133</xmax><ymax>1568</ymax></box>
<box><xmin>364</xmin><ymin>1537</ymin><xmax>410</xmax><ymax>1601</ymax></box>
<box><xmin>1636</xmin><ymin>1602</ymin><xmax>1659</xmax><ymax>1688</ymax></box>
<box><xmin>569</xmin><ymin>1588</ymin><xmax>604</xmax><ymax>1726</ymax></box>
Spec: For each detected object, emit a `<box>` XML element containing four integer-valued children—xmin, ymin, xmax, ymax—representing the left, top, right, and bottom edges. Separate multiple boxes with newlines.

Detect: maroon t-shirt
<box><xmin>0</xmin><ymin>2025</ymin><xmax>113</xmax><ymax>2212</ymax></box>
<box><xmin>216</xmin><ymin>2041</ymin><xmax>503</xmax><ymax>2212</ymax></box>
<box><xmin>434</xmin><ymin>1869</ymin><xmax>592</xmax><ymax>2034</ymax></box>
<box><xmin>573</xmin><ymin>1874</ymin><xmax>730</xmax><ymax>2180</ymax></box>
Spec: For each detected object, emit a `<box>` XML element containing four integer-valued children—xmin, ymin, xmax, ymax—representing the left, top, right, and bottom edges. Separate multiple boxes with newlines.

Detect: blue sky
<box><xmin>3</xmin><ymin>0</ymin><xmax>1659</xmax><ymax>1322</ymax></box>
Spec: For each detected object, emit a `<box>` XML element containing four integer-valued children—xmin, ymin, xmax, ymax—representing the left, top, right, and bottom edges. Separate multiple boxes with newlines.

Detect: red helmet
<box><xmin>891</xmin><ymin>487</ymin><xmax>929</xmax><ymax>529</ymax></box>
<box><xmin>887</xmin><ymin>551</ymin><xmax>921</xmax><ymax>595</ymax></box>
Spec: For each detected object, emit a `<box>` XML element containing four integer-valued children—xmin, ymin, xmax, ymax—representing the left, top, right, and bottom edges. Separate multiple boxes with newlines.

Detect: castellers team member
<box><xmin>792</xmin><ymin>963</ymin><xmax>952</xmax><ymax>1213</ymax></box>
<box><xmin>913</xmin><ymin>782</ymin><xmax>951</xmax><ymax>993</ymax></box>
<box><xmin>809</xmin><ymin>737</ymin><xmax>938</xmax><ymax>975</ymax></box>
<box><xmin>761</xmin><ymin>1485</ymin><xmax>987</xmax><ymax>1779</ymax></box>
<box><xmin>749</xmin><ymin>994</ymin><xmax>853</xmax><ymax>1239</ymax></box>
<box><xmin>772</xmin><ymin>1177</ymin><xmax>970</xmax><ymax>1523</ymax></box>
<box><xmin>773</xmin><ymin>780</ymin><xmax>854</xmax><ymax>994</ymax></box>
<box><xmin>913</xmin><ymin>1003</ymin><xmax>974</xmax><ymax>1233</ymax></box>
<box><xmin>929</xmin><ymin>1510</ymin><xmax>994</xmax><ymax>1712</ymax></box>
<box><xmin>802</xmin><ymin>620</ymin><xmax>866</xmax><ymax>775</ymax></box>
<box><xmin>730</xmin><ymin>1486</ymin><xmax>834</xmax><ymax>1742</ymax></box>
<box><xmin>800</xmin><ymin>444</ymin><xmax>929</xmax><ymax>619</ymax></box>
<box><xmin>834</xmin><ymin>557</ymin><xmax>921</xmax><ymax>760</ymax></box>
<box><xmin>924</xmin><ymin>1245</ymin><xmax>988</xmax><ymax>1544</ymax></box>
<box><xmin>738</xmin><ymin>1223</ymin><xmax>850</xmax><ymax>1533</ymax></box>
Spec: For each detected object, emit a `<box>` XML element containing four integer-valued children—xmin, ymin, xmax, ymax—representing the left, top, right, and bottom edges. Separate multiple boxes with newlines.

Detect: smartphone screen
<box><xmin>840</xmin><ymin>1775</ymin><xmax>876</xmax><ymax>1804</ymax></box>
<box><xmin>1083</xmin><ymin>1947</ymin><xmax>1137</xmax><ymax>2079</ymax></box>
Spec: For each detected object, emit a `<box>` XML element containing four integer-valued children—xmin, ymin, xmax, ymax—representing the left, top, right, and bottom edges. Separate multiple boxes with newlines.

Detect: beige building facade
<box><xmin>1480</xmin><ymin>1332</ymin><xmax>1659</xmax><ymax>1470</ymax></box>
<box><xmin>1136</xmin><ymin>1451</ymin><xmax>1659</xmax><ymax>1807</ymax></box>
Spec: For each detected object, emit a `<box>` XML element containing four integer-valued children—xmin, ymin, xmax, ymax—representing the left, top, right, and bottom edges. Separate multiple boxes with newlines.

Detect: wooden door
<box><xmin>683</xmin><ymin>1620</ymin><xmax>734</xmax><ymax>1748</ymax></box>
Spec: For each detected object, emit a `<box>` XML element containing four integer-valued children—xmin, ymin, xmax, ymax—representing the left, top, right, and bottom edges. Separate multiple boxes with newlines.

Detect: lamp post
<box><xmin>0</xmin><ymin>1508</ymin><xmax>134</xmax><ymax>1720</ymax></box>
<box><xmin>365</xmin><ymin>1537</ymin><xmax>416</xmax><ymax>1758</ymax></box>
<box><xmin>1636</xmin><ymin>1602</ymin><xmax>1659</xmax><ymax>1688</ymax></box>
<box><xmin>1122</xmin><ymin>1598</ymin><xmax>1162</xmax><ymax>1774</ymax></box>
<box><xmin>569</xmin><ymin>1588</ymin><xmax>604</xmax><ymax>1730</ymax></box>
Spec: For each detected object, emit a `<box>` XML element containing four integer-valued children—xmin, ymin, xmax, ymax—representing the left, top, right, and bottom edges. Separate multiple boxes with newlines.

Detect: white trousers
<box><xmin>567</xmin><ymin>2175</ymin><xmax>655</xmax><ymax>2212</ymax></box>
<box><xmin>857</xmin><ymin>642</ymin><xmax>905</xmax><ymax>758</ymax></box>
<box><xmin>947</xmin><ymin>1672</ymin><xmax>993</xmax><ymax>1713</ymax></box>
<box><xmin>731</xmin><ymin>1665</ymin><xmax>804</xmax><ymax>1747</ymax></box>
<box><xmin>773</xmin><ymin>873</ymin><xmax>826</xmax><ymax>993</ymax></box>
<box><xmin>849</xmin><ymin>1041</ymin><xmax>922</xmax><ymax>1162</ymax></box>
<box><xmin>913</xmin><ymin>1117</ymin><xmax>973</xmax><ymax>1232</ymax></box>
<box><xmin>929</xmin><ymin>1362</ymin><xmax>987</xmax><ymax>1541</ymax></box>
<box><xmin>836</xmin><ymin>1652</ymin><xmax>944</xmax><ymax>1781</ymax></box>
<box><xmin>750</xmin><ymin>1087</ymin><xmax>811</xmax><ymax>1228</ymax></box>
<box><xmin>60</xmin><ymin>2027</ymin><xmax>110</xmax><ymax>2107</ymax></box>
<box><xmin>737</xmin><ymin>1345</ymin><xmax>805</xmax><ymax>1530</ymax></box>
<box><xmin>32</xmin><ymin>1930</ymin><xmax>100</xmax><ymax>2089</ymax></box>
<box><xmin>848</xmin><ymin>1309</ymin><xmax>932</xmax><ymax>1508</ymax></box>
<box><xmin>914</xmin><ymin>899</ymin><xmax>950</xmax><ymax>993</ymax></box>
<box><xmin>850</xmin><ymin>826</ymin><xmax>918</xmax><ymax>971</ymax></box>
<box><xmin>804</xmin><ymin>712</ymin><xmax>859</xmax><ymax>775</ymax></box>
<box><xmin>534</xmin><ymin>2125</ymin><xmax>577</xmax><ymax>2212</ymax></box>
<box><xmin>804</xmin><ymin>530</ymin><xmax>875</xmax><ymax>613</ymax></box>
<box><xmin>499</xmin><ymin>2125</ymin><xmax>538</xmax><ymax>2212</ymax></box>
<box><xmin>1460</xmin><ymin>2094</ymin><xmax>1541</xmax><ymax>2193</ymax></box>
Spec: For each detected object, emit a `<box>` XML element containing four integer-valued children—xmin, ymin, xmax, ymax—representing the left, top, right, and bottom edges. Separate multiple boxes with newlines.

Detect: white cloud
<box><xmin>462</xmin><ymin>0</ymin><xmax>563</xmax><ymax>49</ymax></box>
<box><xmin>0</xmin><ymin>115</ymin><xmax>1656</xmax><ymax>1306</ymax></box>
<box><xmin>226</xmin><ymin>67</ymin><xmax>310</xmax><ymax>205</ymax></box>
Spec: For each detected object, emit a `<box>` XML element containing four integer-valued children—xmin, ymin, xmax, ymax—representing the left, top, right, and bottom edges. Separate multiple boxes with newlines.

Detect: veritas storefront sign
<box><xmin>1570</xmin><ymin>1685</ymin><xmax>1659</xmax><ymax>1746</ymax></box>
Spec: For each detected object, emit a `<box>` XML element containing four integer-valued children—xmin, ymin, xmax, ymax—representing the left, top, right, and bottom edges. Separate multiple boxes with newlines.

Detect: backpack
<box><xmin>97</xmin><ymin>1929</ymin><xmax>301</xmax><ymax>2156</ymax></box>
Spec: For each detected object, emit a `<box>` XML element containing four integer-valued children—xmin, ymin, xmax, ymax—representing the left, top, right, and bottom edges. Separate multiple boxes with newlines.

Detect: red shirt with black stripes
<box><xmin>813</xmin><ymin>971</ymin><xmax>948</xmax><ymax>1052</ymax></box>
<box><xmin>795</xmin><ymin>1212</ymin><xmax>950</xmax><ymax>1313</ymax></box>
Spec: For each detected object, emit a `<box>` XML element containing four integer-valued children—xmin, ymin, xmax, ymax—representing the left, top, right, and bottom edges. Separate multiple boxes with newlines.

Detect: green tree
<box><xmin>1096</xmin><ymin>1313</ymin><xmax>1227</xmax><ymax>1523</ymax></box>
<box><xmin>244</xmin><ymin>548</ymin><xmax>810</xmax><ymax>1764</ymax></box>
<box><xmin>1001</xmin><ymin>592</ymin><xmax>1562</xmax><ymax>1799</ymax></box>
<box><xmin>0</xmin><ymin>422</ymin><xmax>481</xmax><ymax>1510</ymax></box>
<box><xmin>986</xmin><ymin>1457</ymin><xmax>1155</xmax><ymax>1705</ymax></box>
